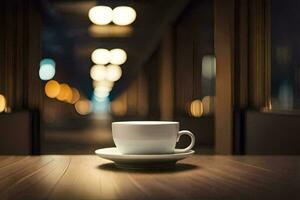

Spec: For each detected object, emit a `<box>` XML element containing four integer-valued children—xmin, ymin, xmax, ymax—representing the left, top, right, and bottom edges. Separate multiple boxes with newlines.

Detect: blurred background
<box><xmin>38</xmin><ymin>0</ymin><xmax>215</xmax><ymax>154</ymax></box>
<box><xmin>1</xmin><ymin>0</ymin><xmax>300</xmax><ymax>155</ymax></box>
<box><xmin>39</xmin><ymin>0</ymin><xmax>216</xmax><ymax>154</ymax></box>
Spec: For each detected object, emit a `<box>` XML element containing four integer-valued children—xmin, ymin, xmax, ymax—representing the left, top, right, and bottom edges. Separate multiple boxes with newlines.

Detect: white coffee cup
<box><xmin>112</xmin><ymin>121</ymin><xmax>195</xmax><ymax>154</ymax></box>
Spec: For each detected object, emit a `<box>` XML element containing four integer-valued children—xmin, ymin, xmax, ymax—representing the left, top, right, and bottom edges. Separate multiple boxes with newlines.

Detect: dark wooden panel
<box><xmin>176</xmin><ymin>116</ymin><xmax>214</xmax><ymax>146</ymax></box>
<box><xmin>245</xmin><ymin>111</ymin><xmax>300</xmax><ymax>154</ymax></box>
<box><xmin>0</xmin><ymin>112</ymin><xmax>31</xmax><ymax>154</ymax></box>
<box><xmin>0</xmin><ymin>0</ymin><xmax>42</xmax><ymax>110</ymax></box>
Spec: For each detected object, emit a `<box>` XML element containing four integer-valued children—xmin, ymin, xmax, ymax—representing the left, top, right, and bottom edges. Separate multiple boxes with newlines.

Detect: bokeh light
<box><xmin>90</xmin><ymin>65</ymin><xmax>107</xmax><ymax>81</ymax></box>
<box><xmin>190</xmin><ymin>99</ymin><xmax>203</xmax><ymax>117</ymax></box>
<box><xmin>94</xmin><ymin>88</ymin><xmax>109</xmax><ymax>99</ymax></box>
<box><xmin>93</xmin><ymin>94</ymin><xmax>109</xmax><ymax>103</ymax></box>
<box><xmin>39</xmin><ymin>58</ymin><xmax>55</xmax><ymax>81</ymax></box>
<box><xmin>113</xmin><ymin>6</ymin><xmax>136</xmax><ymax>26</ymax></box>
<box><xmin>75</xmin><ymin>99</ymin><xmax>92</xmax><ymax>115</ymax></box>
<box><xmin>91</xmin><ymin>49</ymin><xmax>111</xmax><ymax>65</ymax></box>
<box><xmin>95</xmin><ymin>85</ymin><xmax>112</xmax><ymax>93</ymax></box>
<box><xmin>106</xmin><ymin>64</ymin><xmax>122</xmax><ymax>81</ymax></box>
<box><xmin>92</xmin><ymin>95</ymin><xmax>110</xmax><ymax>114</ymax></box>
<box><xmin>0</xmin><ymin>94</ymin><xmax>6</xmax><ymax>113</ymax></box>
<box><xmin>202</xmin><ymin>55</ymin><xmax>216</xmax><ymax>79</ymax></box>
<box><xmin>110</xmin><ymin>48</ymin><xmax>127</xmax><ymax>65</ymax></box>
<box><xmin>93</xmin><ymin>80</ymin><xmax>114</xmax><ymax>89</ymax></box>
<box><xmin>88</xmin><ymin>6</ymin><xmax>113</xmax><ymax>25</ymax></box>
<box><xmin>202</xmin><ymin>96</ymin><xmax>215</xmax><ymax>115</ymax></box>
<box><xmin>56</xmin><ymin>83</ymin><xmax>72</xmax><ymax>102</ymax></box>
<box><xmin>45</xmin><ymin>80</ymin><xmax>60</xmax><ymax>98</ymax></box>
<box><xmin>70</xmin><ymin>88</ymin><xmax>80</xmax><ymax>104</ymax></box>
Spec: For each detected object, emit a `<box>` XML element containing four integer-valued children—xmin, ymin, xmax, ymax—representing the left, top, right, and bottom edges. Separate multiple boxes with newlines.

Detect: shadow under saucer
<box><xmin>97</xmin><ymin>162</ymin><xmax>199</xmax><ymax>173</ymax></box>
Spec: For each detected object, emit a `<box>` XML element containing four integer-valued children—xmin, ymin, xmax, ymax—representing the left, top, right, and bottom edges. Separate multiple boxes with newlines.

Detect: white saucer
<box><xmin>95</xmin><ymin>147</ymin><xmax>195</xmax><ymax>169</ymax></box>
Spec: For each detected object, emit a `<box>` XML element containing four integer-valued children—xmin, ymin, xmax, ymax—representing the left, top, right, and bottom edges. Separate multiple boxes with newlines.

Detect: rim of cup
<box><xmin>112</xmin><ymin>121</ymin><xmax>179</xmax><ymax>125</ymax></box>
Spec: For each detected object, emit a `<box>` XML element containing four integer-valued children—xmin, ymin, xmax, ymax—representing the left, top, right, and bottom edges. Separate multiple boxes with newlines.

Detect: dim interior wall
<box><xmin>245</xmin><ymin>111</ymin><xmax>300</xmax><ymax>154</ymax></box>
<box><xmin>0</xmin><ymin>0</ymin><xmax>42</xmax><ymax>110</ymax></box>
<box><xmin>0</xmin><ymin>0</ymin><xmax>42</xmax><ymax>154</ymax></box>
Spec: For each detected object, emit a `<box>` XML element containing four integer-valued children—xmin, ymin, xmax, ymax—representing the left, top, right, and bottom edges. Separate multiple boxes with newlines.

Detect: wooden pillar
<box><xmin>214</xmin><ymin>0</ymin><xmax>271</xmax><ymax>154</ymax></box>
<box><xmin>214</xmin><ymin>0</ymin><xmax>235</xmax><ymax>154</ymax></box>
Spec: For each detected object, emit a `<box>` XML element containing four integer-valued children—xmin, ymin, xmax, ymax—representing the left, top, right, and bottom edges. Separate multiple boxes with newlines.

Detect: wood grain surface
<box><xmin>0</xmin><ymin>155</ymin><xmax>299</xmax><ymax>200</ymax></box>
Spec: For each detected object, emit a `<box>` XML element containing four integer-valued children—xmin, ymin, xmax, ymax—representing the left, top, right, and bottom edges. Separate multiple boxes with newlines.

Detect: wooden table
<box><xmin>0</xmin><ymin>155</ymin><xmax>299</xmax><ymax>200</ymax></box>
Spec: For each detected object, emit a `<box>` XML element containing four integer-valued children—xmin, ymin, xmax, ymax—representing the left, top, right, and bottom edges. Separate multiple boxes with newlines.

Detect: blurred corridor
<box><xmin>42</xmin><ymin>117</ymin><xmax>214</xmax><ymax>154</ymax></box>
<box><xmin>42</xmin><ymin>117</ymin><xmax>114</xmax><ymax>154</ymax></box>
<box><xmin>38</xmin><ymin>0</ymin><xmax>215</xmax><ymax>154</ymax></box>
<box><xmin>2</xmin><ymin>0</ymin><xmax>300</xmax><ymax>156</ymax></box>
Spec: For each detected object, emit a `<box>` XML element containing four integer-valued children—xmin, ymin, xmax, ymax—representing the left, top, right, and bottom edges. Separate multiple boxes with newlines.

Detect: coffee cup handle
<box><xmin>174</xmin><ymin>130</ymin><xmax>195</xmax><ymax>153</ymax></box>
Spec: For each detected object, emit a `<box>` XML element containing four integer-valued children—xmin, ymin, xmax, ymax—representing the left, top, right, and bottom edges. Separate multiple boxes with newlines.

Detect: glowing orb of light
<box><xmin>91</xmin><ymin>48</ymin><xmax>111</xmax><ymax>65</ymax></box>
<box><xmin>95</xmin><ymin>85</ymin><xmax>112</xmax><ymax>93</ymax></box>
<box><xmin>94</xmin><ymin>88</ymin><xmax>109</xmax><ymax>99</ymax></box>
<box><xmin>202</xmin><ymin>96</ymin><xmax>215</xmax><ymax>115</ymax></box>
<box><xmin>93</xmin><ymin>80</ymin><xmax>114</xmax><ymax>89</ymax></box>
<box><xmin>45</xmin><ymin>80</ymin><xmax>61</xmax><ymax>98</ymax></box>
<box><xmin>70</xmin><ymin>88</ymin><xmax>80</xmax><ymax>104</ymax></box>
<box><xmin>110</xmin><ymin>48</ymin><xmax>127</xmax><ymax>65</ymax></box>
<box><xmin>39</xmin><ymin>58</ymin><xmax>55</xmax><ymax>81</ymax></box>
<box><xmin>190</xmin><ymin>99</ymin><xmax>203</xmax><ymax>117</ymax></box>
<box><xmin>0</xmin><ymin>94</ymin><xmax>6</xmax><ymax>113</ymax></box>
<box><xmin>88</xmin><ymin>6</ymin><xmax>113</xmax><ymax>25</ymax></box>
<box><xmin>106</xmin><ymin>64</ymin><xmax>122</xmax><ymax>81</ymax></box>
<box><xmin>75</xmin><ymin>99</ymin><xmax>92</xmax><ymax>115</ymax></box>
<box><xmin>56</xmin><ymin>83</ymin><xmax>72</xmax><ymax>102</ymax></box>
<box><xmin>113</xmin><ymin>6</ymin><xmax>136</xmax><ymax>26</ymax></box>
<box><xmin>90</xmin><ymin>65</ymin><xmax>107</xmax><ymax>81</ymax></box>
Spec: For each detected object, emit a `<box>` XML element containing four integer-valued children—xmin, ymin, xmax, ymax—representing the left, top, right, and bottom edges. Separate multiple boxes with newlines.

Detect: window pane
<box><xmin>271</xmin><ymin>0</ymin><xmax>300</xmax><ymax>110</ymax></box>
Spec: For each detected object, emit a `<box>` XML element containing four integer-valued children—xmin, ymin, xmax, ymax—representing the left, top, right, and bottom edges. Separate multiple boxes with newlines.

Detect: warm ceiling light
<box><xmin>91</xmin><ymin>48</ymin><xmax>111</xmax><ymax>65</ymax></box>
<box><xmin>39</xmin><ymin>58</ymin><xmax>55</xmax><ymax>81</ymax></box>
<box><xmin>75</xmin><ymin>100</ymin><xmax>92</xmax><ymax>115</ymax></box>
<box><xmin>106</xmin><ymin>64</ymin><xmax>122</xmax><ymax>81</ymax></box>
<box><xmin>45</xmin><ymin>80</ymin><xmax>61</xmax><ymax>98</ymax></box>
<box><xmin>88</xmin><ymin>6</ymin><xmax>113</xmax><ymax>25</ymax></box>
<box><xmin>110</xmin><ymin>48</ymin><xmax>127</xmax><ymax>65</ymax></box>
<box><xmin>90</xmin><ymin>65</ymin><xmax>106</xmax><ymax>81</ymax></box>
<box><xmin>0</xmin><ymin>94</ymin><xmax>6</xmax><ymax>113</ymax></box>
<box><xmin>89</xmin><ymin>25</ymin><xmax>133</xmax><ymax>38</ymax></box>
<box><xmin>190</xmin><ymin>99</ymin><xmax>203</xmax><ymax>117</ymax></box>
<box><xmin>56</xmin><ymin>83</ymin><xmax>72</xmax><ymax>102</ymax></box>
<box><xmin>113</xmin><ymin>6</ymin><xmax>136</xmax><ymax>26</ymax></box>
